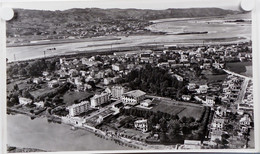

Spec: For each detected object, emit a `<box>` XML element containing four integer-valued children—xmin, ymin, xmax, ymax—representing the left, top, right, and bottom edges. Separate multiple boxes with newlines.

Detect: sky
<box><xmin>1</xmin><ymin>0</ymin><xmax>243</xmax><ymax>11</ymax></box>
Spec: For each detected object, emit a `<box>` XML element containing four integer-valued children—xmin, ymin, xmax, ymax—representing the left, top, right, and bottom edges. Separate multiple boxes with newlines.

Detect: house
<box><xmin>196</xmin><ymin>85</ymin><xmax>208</xmax><ymax>94</ymax></box>
<box><xmin>42</xmin><ymin>71</ymin><xmax>49</xmax><ymax>77</ymax></box>
<box><xmin>48</xmin><ymin>80</ymin><xmax>59</xmax><ymax>88</ymax></box>
<box><xmin>210</xmin><ymin>130</ymin><xmax>223</xmax><ymax>141</ymax></box>
<box><xmin>215</xmin><ymin>106</ymin><xmax>227</xmax><ymax>117</ymax></box>
<box><xmin>19</xmin><ymin>97</ymin><xmax>32</xmax><ymax>105</ymax></box>
<box><xmin>104</xmin><ymin>78</ymin><xmax>113</xmax><ymax>85</ymax></box>
<box><xmin>90</xmin><ymin>93</ymin><xmax>110</xmax><ymax>108</ymax></box>
<box><xmin>203</xmin><ymin>96</ymin><xmax>215</xmax><ymax>107</ymax></box>
<box><xmin>66</xmin><ymin>101</ymin><xmax>90</xmax><ymax>117</ymax></box>
<box><xmin>140</xmin><ymin>99</ymin><xmax>153</xmax><ymax>107</ymax></box>
<box><xmin>187</xmin><ymin>83</ymin><xmax>196</xmax><ymax>91</ymax></box>
<box><xmin>157</xmin><ymin>62</ymin><xmax>170</xmax><ymax>68</ymax></box>
<box><xmin>239</xmin><ymin>114</ymin><xmax>252</xmax><ymax>126</ymax></box>
<box><xmin>212</xmin><ymin>118</ymin><xmax>225</xmax><ymax>130</ymax></box>
<box><xmin>181</xmin><ymin>140</ymin><xmax>202</xmax><ymax>149</ymax></box>
<box><xmin>34</xmin><ymin>101</ymin><xmax>44</xmax><ymax>108</ymax></box>
<box><xmin>180</xmin><ymin>54</ymin><xmax>189</xmax><ymax>63</ymax></box>
<box><xmin>140</xmin><ymin>57</ymin><xmax>153</xmax><ymax>63</ymax></box>
<box><xmin>134</xmin><ymin>119</ymin><xmax>149</xmax><ymax>132</ymax></box>
<box><xmin>68</xmin><ymin>69</ymin><xmax>79</xmax><ymax>77</ymax></box>
<box><xmin>33</xmin><ymin>78</ymin><xmax>42</xmax><ymax>84</ymax></box>
<box><xmin>174</xmin><ymin>74</ymin><xmax>183</xmax><ymax>82</ymax></box>
<box><xmin>111</xmin><ymin>86</ymin><xmax>125</xmax><ymax>99</ymax></box>
<box><xmin>112</xmin><ymin>63</ymin><xmax>123</xmax><ymax>71</ymax></box>
<box><xmin>121</xmin><ymin>90</ymin><xmax>146</xmax><ymax>105</ymax></box>
<box><xmin>182</xmin><ymin>95</ymin><xmax>191</xmax><ymax>101</ymax></box>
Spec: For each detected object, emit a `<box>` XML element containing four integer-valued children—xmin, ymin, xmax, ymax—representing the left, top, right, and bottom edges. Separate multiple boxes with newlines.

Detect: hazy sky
<box><xmin>2</xmin><ymin>0</ymin><xmax>242</xmax><ymax>11</ymax></box>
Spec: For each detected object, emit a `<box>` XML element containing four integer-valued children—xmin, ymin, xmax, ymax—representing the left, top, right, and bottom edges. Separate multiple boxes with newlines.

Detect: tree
<box><xmin>168</xmin><ymin>120</ymin><xmax>181</xmax><ymax>140</ymax></box>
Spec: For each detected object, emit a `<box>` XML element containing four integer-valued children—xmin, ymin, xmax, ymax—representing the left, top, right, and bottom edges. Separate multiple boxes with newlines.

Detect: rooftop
<box><xmin>123</xmin><ymin>90</ymin><xmax>146</xmax><ymax>98</ymax></box>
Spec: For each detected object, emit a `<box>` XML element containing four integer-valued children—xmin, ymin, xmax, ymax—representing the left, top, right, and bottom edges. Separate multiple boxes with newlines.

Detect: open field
<box><xmin>206</xmin><ymin>74</ymin><xmax>228</xmax><ymax>82</ymax></box>
<box><xmin>63</xmin><ymin>91</ymin><xmax>94</xmax><ymax>106</ymax></box>
<box><xmin>151</xmin><ymin>99</ymin><xmax>204</xmax><ymax>120</ymax></box>
<box><xmin>226</xmin><ymin>62</ymin><xmax>252</xmax><ymax>74</ymax></box>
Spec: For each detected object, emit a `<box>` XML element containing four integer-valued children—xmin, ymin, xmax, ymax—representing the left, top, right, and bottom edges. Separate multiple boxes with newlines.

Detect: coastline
<box><xmin>6</xmin><ymin>110</ymin><xmax>151</xmax><ymax>151</ymax></box>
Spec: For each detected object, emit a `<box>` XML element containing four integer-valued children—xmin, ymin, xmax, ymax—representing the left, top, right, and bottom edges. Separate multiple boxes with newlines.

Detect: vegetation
<box><xmin>119</xmin><ymin>65</ymin><xmax>185</xmax><ymax>98</ymax></box>
<box><xmin>119</xmin><ymin>106</ymin><xmax>211</xmax><ymax>144</ymax></box>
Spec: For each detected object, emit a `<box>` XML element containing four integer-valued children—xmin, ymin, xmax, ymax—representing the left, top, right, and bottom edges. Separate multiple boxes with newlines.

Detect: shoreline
<box><xmin>7</xmin><ymin>110</ymin><xmax>151</xmax><ymax>151</ymax></box>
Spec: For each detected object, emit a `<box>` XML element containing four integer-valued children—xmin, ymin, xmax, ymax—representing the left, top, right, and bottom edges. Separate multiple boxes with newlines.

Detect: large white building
<box><xmin>90</xmin><ymin>93</ymin><xmax>110</xmax><ymax>108</ymax></box>
<box><xmin>111</xmin><ymin>86</ymin><xmax>125</xmax><ymax>99</ymax></box>
<box><xmin>134</xmin><ymin>119</ymin><xmax>149</xmax><ymax>132</ymax></box>
<box><xmin>19</xmin><ymin>97</ymin><xmax>33</xmax><ymax>105</ymax></box>
<box><xmin>66</xmin><ymin>101</ymin><xmax>90</xmax><ymax>117</ymax></box>
<box><xmin>121</xmin><ymin>90</ymin><xmax>146</xmax><ymax>105</ymax></box>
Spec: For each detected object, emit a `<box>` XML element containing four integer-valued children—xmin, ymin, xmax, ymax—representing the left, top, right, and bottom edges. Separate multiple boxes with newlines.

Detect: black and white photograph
<box><xmin>1</xmin><ymin>0</ymin><xmax>258</xmax><ymax>153</ymax></box>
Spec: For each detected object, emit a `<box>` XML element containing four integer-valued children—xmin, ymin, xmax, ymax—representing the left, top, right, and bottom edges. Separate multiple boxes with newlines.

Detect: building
<box><xmin>210</xmin><ymin>130</ymin><xmax>223</xmax><ymax>141</ymax></box>
<box><xmin>111</xmin><ymin>86</ymin><xmax>125</xmax><ymax>99</ymax></box>
<box><xmin>34</xmin><ymin>101</ymin><xmax>44</xmax><ymax>108</ymax></box>
<box><xmin>181</xmin><ymin>140</ymin><xmax>202</xmax><ymax>149</ymax></box>
<box><xmin>187</xmin><ymin>83</ymin><xmax>196</xmax><ymax>91</ymax></box>
<box><xmin>48</xmin><ymin>80</ymin><xmax>59</xmax><ymax>88</ymax></box>
<box><xmin>66</xmin><ymin>101</ymin><xmax>90</xmax><ymax>117</ymax></box>
<box><xmin>140</xmin><ymin>99</ymin><xmax>153</xmax><ymax>107</ymax></box>
<box><xmin>121</xmin><ymin>90</ymin><xmax>146</xmax><ymax>105</ymax></box>
<box><xmin>239</xmin><ymin>114</ymin><xmax>252</xmax><ymax>126</ymax></box>
<box><xmin>33</xmin><ymin>78</ymin><xmax>42</xmax><ymax>84</ymax></box>
<box><xmin>134</xmin><ymin>119</ymin><xmax>149</xmax><ymax>132</ymax></box>
<box><xmin>174</xmin><ymin>74</ymin><xmax>183</xmax><ymax>82</ymax></box>
<box><xmin>112</xmin><ymin>64</ymin><xmax>123</xmax><ymax>71</ymax></box>
<box><xmin>182</xmin><ymin>95</ymin><xmax>191</xmax><ymax>101</ymax></box>
<box><xmin>215</xmin><ymin>106</ymin><xmax>227</xmax><ymax>117</ymax></box>
<box><xmin>196</xmin><ymin>85</ymin><xmax>208</xmax><ymax>94</ymax></box>
<box><xmin>19</xmin><ymin>97</ymin><xmax>32</xmax><ymax>105</ymax></box>
<box><xmin>90</xmin><ymin>93</ymin><xmax>110</xmax><ymax>108</ymax></box>
<box><xmin>204</xmin><ymin>96</ymin><xmax>215</xmax><ymax>107</ymax></box>
<box><xmin>212</xmin><ymin>118</ymin><xmax>225</xmax><ymax>130</ymax></box>
<box><xmin>104</xmin><ymin>78</ymin><xmax>113</xmax><ymax>85</ymax></box>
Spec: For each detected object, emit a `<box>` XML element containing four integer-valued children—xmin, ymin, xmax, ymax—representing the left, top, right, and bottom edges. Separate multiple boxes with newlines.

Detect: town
<box><xmin>6</xmin><ymin>41</ymin><xmax>254</xmax><ymax>150</ymax></box>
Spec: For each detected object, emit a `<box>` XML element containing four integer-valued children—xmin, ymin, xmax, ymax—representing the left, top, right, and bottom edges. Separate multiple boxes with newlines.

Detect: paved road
<box><xmin>223</xmin><ymin>69</ymin><xmax>252</xmax><ymax>80</ymax></box>
<box><xmin>235</xmin><ymin>78</ymin><xmax>250</xmax><ymax>104</ymax></box>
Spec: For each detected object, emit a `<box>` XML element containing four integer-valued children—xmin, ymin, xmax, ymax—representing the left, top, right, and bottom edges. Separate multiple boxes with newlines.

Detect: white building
<box><xmin>90</xmin><ymin>93</ymin><xmax>109</xmax><ymax>108</ymax></box>
<box><xmin>239</xmin><ymin>114</ymin><xmax>251</xmax><ymax>126</ymax></box>
<box><xmin>112</xmin><ymin>64</ymin><xmax>123</xmax><ymax>71</ymax></box>
<box><xmin>212</xmin><ymin>118</ymin><xmax>225</xmax><ymax>130</ymax></box>
<box><xmin>66</xmin><ymin>101</ymin><xmax>90</xmax><ymax>117</ymax></box>
<box><xmin>196</xmin><ymin>85</ymin><xmax>208</xmax><ymax>94</ymax></box>
<box><xmin>48</xmin><ymin>80</ymin><xmax>59</xmax><ymax>88</ymax></box>
<box><xmin>121</xmin><ymin>90</ymin><xmax>146</xmax><ymax>105</ymax></box>
<box><xmin>33</xmin><ymin>78</ymin><xmax>42</xmax><ymax>84</ymax></box>
<box><xmin>111</xmin><ymin>86</ymin><xmax>125</xmax><ymax>99</ymax></box>
<box><xmin>204</xmin><ymin>96</ymin><xmax>215</xmax><ymax>107</ymax></box>
<box><xmin>19</xmin><ymin>97</ymin><xmax>32</xmax><ymax>105</ymax></box>
<box><xmin>34</xmin><ymin>101</ymin><xmax>44</xmax><ymax>108</ymax></box>
<box><xmin>140</xmin><ymin>99</ymin><xmax>152</xmax><ymax>107</ymax></box>
<box><xmin>174</xmin><ymin>74</ymin><xmax>183</xmax><ymax>82</ymax></box>
<box><xmin>134</xmin><ymin>119</ymin><xmax>149</xmax><ymax>132</ymax></box>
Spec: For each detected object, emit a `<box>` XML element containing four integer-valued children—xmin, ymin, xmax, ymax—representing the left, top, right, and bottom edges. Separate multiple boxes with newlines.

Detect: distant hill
<box><xmin>6</xmin><ymin>7</ymin><xmax>239</xmax><ymax>44</ymax></box>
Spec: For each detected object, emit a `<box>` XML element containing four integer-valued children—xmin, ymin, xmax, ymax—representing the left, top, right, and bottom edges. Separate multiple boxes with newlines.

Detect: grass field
<box><xmin>63</xmin><ymin>91</ymin><xmax>94</xmax><ymax>106</ymax></box>
<box><xmin>226</xmin><ymin>62</ymin><xmax>252</xmax><ymax>74</ymax></box>
<box><xmin>152</xmin><ymin>99</ymin><xmax>203</xmax><ymax>120</ymax></box>
<box><xmin>206</xmin><ymin>74</ymin><xmax>228</xmax><ymax>82</ymax></box>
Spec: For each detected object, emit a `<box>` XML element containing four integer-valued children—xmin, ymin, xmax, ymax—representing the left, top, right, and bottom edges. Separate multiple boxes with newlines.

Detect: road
<box><xmin>223</xmin><ymin>69</ymin><xmax>252</xmax><ymax>80</ymax></box>
<box><xmin>235</xmin><ymin>78</ymin><xmax>250</xmax><ymax>104</ymax></box>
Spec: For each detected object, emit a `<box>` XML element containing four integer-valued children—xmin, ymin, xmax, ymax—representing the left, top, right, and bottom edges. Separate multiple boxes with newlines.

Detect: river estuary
<box><xmin>7</xmin><ymin>114</ymin><xmax>131</xmax><ymax>152</ymax></box>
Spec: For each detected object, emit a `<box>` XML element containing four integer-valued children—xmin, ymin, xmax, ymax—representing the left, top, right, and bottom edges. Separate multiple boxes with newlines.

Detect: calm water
<box><xmin>7</xmin><ymin>114</ymin><xmax>131</xmax><ymax>152</ymax></box>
